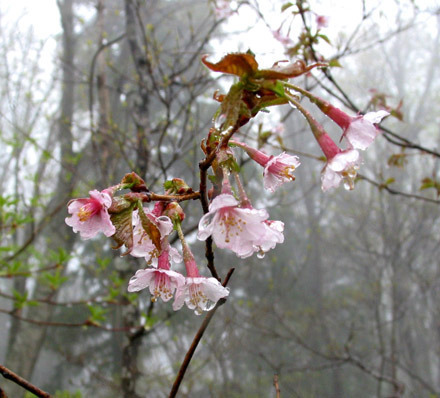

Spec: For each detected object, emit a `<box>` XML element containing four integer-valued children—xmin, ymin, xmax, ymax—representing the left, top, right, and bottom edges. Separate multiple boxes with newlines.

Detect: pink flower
<box><xmin>272</xmin><ymin>29</ymin><xmax>294</xmax><ymax>47</ymax></box>
<box><xmin>316</xmin><ymin>15</ymin><xmax>328</xmax><ymax>29</ymax></box>
<box><xmin>197</xmin><ymin>193</ymin><xmax>284</xmax><ymax>258</ymax></box>
<box><xmin>213</xmin><ymin>0</ymin><xmax>234</xmax><ymax>18</ymax></box>
<box><xmin>255</xmin><ymin>220</ymin><xmax>285</xmax><ymax>258</ymax></box>
<box><xmin>232</xmin><ymin>141</ymin><xmax>300</xmax><ymax>192</ymax></box>
<box><xmin>316</xmin><ymin>128</ymin><xmax>362</xmax><ymax>191</ymax></box>
<box><xmin>321</xmin><ymin>105</ymin><xmax>389</xmax><ymax>151</ymax></box>
<box><xmin>344</xmin><ymin>111</ymin><xmax>390</xmax><ymax>150</ymax></box>
<box><xmin>127</xmin><ymin>248</ymin><xmax>185</xmax><ymax>302</ymax></box>
<box><xmin>65</xmin><ymin>189</ymin><xmax>115</xmax><ymax>239</ymax></box>
<box><xmin>263</xmin><ymin>152</ymin><xmax>300</xmax><ymax>192</ymax></box>
<box><xmin>321</xmin><ymin>148</ymin><xmax>361</xmax><ymax>192</ymax></box>
<box><xmin>173</xmin><ymin>225</ymin><xmax>229</xmax><ymax>315</ymax></box>
<box><xmin>173</xmin><ymin>277</ymin><xmax>229</xmax><ymax>315</ymax></box>
<box><xmin>131</xmin><ymin>210</ymin><xmax>174</xmax><ymax>262</ymax></box>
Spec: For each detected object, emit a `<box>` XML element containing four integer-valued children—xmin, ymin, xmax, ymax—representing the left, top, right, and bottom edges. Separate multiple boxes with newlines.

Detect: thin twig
<box><xmin>273</xmin><ymin>374</ymin><xmax>281</xmax><ymax>398</ymax></box>
<box><xmin>0</xmin><ymin>364</ymin><xmax>51</xmax><ymax>398</ymax></box>
<box><xmin>168</xmin><ymin>268</ymin><xmax>235</xmax><ymax>398</ymax></box>
<box><xmin>358</xmin><ymin>174</ymin><xmax>440</xmax><ymax>204</ymax></box>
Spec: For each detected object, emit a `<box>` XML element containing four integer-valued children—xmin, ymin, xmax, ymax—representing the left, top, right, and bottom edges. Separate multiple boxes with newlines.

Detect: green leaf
<box><xmin>40</xmin><ymin>269</ymin><xmax>69</xmax><ymax>290</ymax></box>
<box><xmin>329</xmin><ymin>58</ymin><xmax>342</xmax><ymax>68</ymax></box>
<box><xmin>318</xmin><ymin>33</ymin><xmax>331</xmax><ymax>44</ymax></box>
<box><xmin>281</xmin><ymin>2</ymin><xmax>293</xmax><ymax>12</ymax></box>
<box><xmin>87</xmin><ymin>304</ymin><xmax>108</xmax><ymax>325</ymax></box>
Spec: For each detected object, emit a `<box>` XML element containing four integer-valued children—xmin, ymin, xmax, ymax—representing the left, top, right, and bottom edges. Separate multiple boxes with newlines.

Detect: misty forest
<box><xmin>1</xmin><ymin>0</ymin><xmax>440</xmax><ymax>397</ymax></box>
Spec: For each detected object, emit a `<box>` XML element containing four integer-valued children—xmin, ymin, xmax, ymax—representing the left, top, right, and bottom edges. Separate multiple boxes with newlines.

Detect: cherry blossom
<box><xmin>197</xmin><ymin>193</ymin><xmax>284</xmax><ymax>258</ymax></box>
<box><xmin>65</xmin><ymin>189</ymin><xmax>115</xmax><ymax>239</ymax></box>
<box><xmin>172</xmin><ymin>240</ymin><xmax>229</xmax><ymax>315</ymax></box>
<box><xmin>341</xmin><ymin>111</ymin><xmax>390</xmax><ymax>150</ymax></box>
<box><xmin>254</xmin><ymin>220</ymin><xmax>285</xmax><ymax>258</ymax></box>
<box><xmin>173</xmin><ymin>277</ymin><xmax>229</xmax><ymax>315</ymax></box>
<box><xmin>127</xmin><ymin>248</ymin><xmax>185</xmax><ymax>302</ymax></box>
<box><xmin>232</xmin><ymin>141</ymin><xmax>300</xmax><ymax>192</ymax></box>
<box><xmin>321</xmin><ymin>148</ymin><xmax>361</xmax><ymax>192</ymax></box>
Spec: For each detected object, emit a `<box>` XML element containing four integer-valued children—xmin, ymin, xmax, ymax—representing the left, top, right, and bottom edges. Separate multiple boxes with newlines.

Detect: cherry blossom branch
<box><xmin>168</xmin><ymin>267</ymin><xmax>235</xmax><ymax>398</ymax></box>
<box><xmin>273</xmin><ymin>374</ymin><xmax>281</xmax><ymax>398</ymax></box>
<box><xmin>148</xmin><ymin>192</ymin><xmax>201</xmax><ymax>202</ymax></box>
<box><xmin>0</xmin><ymin>364</ymin><xmax>51</xmax><ymax>398</ymax></box>
<box><xmin>294</xmin><ymin>3</ymin><xmax>440</xmax><ymax>161</ymax></box>
<box><xmin>198</xmin><ymin>123</ymin><xmax>241</xmax><ymax>280</ymax></box>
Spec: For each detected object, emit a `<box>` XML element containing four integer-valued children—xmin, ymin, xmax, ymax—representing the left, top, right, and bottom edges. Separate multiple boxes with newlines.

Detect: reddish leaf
<box><xmin>202</xmin><ymin>53</ymin><xmax>259</xmax><ymax>77</ymax></box>
<box><xmin>137</xmin><ymin>205</ymin><xmax>161</xmax><ymax>251</ymax></box>
<box><xmin>258</xmin><ymin>60</ymin><xmax>327</xmax><ymax>79</ymax></box>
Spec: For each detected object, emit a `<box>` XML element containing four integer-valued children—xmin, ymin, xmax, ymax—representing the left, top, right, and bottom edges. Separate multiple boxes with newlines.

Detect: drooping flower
<box><xmin>65</xmin><ymin>189</ymin><xmax>115</xmax><ymax>239</ymax></box>
<box><xmin>321</xmin><ymin>148</ymin><xmax>361</xmax><ymax>192</ymax></box>
<box><xmin>130</xmin><ymin>209</ymin><xmax>174</xmax><ymax>262</ymax></box>
<box><xmin>287</xmin><ymin>94</ymin><xmax>363</xmax><ymax>192</ymax></box>
<box><xmin>232</xmin><ymin>140</ymin><xmax>300</xmax><ymax>192</ymax></box>
<box><xmin>316</xmin><ymin>15</ymin><xmax>329</xmax><ymax>29</ymax></box>
<box><xmin>127</xmin><ymin>248</ymin><xmax>185</xmax><ymax>302</ymax></box>
<box><xmin>285</xmin><ymin>83</ymin><xmax>389</xmax><ymax>151</ymax></box>
<box><xmin>173</xmin><ymin>276</ymin><xmax>229</xmax><ymax>315</ymax></box>
<box><xmin>325</xmin><ymin>107</ymin><xmax>390</xmax><ymax>150</ymax></box>
<box><xmin>172</xmin><ymin>226</ymin><xmax>229</xmax><ymax>315</ymax></box>
<box><xmin>197</xmin><ymin>193</ymin><xmax>284</xmax><ymax>258</ymax></box>
<box><xmin>272</xmin><ymin>29</ymin><xmax>294</xmax><ymax>47</ymax></box>
<box><xmin>255</xmin><ymin>220</ymin><xmax>285</xmax><ymax>258</ymax></box>
<box><xmin>316</xmin><ymin>128</ymin><xmax>362</xmax><ymax>191</ymax></box>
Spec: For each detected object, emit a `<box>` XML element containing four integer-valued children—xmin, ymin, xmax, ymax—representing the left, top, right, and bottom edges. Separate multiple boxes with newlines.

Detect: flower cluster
<box><xmin>65</xmin><ymin>52</ymin><xmax>390</xmax><ymax>316</ymax></box>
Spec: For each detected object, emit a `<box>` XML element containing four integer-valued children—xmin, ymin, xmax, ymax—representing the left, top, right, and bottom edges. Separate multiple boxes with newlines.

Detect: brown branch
<box><xmin>0</xmin><ymin>364</ymin><xmax>51</xmax><ymax>398</ymax></box>
<box><xmin>0</xmin><ymin>308</ymin><xmax>143</xmax><ymax>332</ymax></box>
<box><xmin>168</xmin><ymin>268</ymin><xmax>235</xmax><ymax>398</ymax></box>
<box><xmin>198</xmin><ymin>123</ymin><xmax>241</xmax><ymax>280</ymax></box>
<box><xmin>273</xmin><ymin>374</ymin><xmax>281</xmax><ymax>398</ymax></box>
<box><xmin>0</xmin><ymin>263</ymin><xmax>62</xmax><ymax>278</ymax></box>
<box><xmin>358</xmin><ymin>174</ymin><xmax>440</xmax><ymax>205</ymax></box>
<box><xmin>148</xmin><ymin>191</ymin><xmax>201</xmax><ymax>202</ymax></box>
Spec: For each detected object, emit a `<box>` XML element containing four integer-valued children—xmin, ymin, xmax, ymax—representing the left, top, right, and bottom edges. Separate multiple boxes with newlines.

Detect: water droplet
<box><xmin>213</xmin><ymin>113</ymin><xmax>227</xmax><ymax>130</ymax></box>
<box><xmin>194</xmin><ymin>307</ymin><xmax>203</xmax><ymax>316</ymax></box>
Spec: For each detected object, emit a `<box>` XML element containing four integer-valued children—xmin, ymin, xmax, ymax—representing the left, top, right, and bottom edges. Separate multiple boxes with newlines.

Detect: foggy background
<box><xmin>0</xmin><ymin>0</ymin><xmax>439</xmax><ymax>397</ymax></box>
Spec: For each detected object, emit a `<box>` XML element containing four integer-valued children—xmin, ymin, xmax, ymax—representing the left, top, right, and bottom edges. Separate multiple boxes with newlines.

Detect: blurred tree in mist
<box><xmin>1</xmin><ymin>1</ymin><xmax>440</xmax><ymax>397</ymax></box>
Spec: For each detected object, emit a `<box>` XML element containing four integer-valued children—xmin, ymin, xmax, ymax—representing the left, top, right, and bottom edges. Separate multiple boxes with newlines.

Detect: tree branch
<box><xmin>168</xmin><ymin>268</ymin><xmax>235</xmax><ymax>398</ymax></box>
<box><xmin>0</xmin><ymin>364</ymin><xmax>51</xmax><ymax>398</ymax></box>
